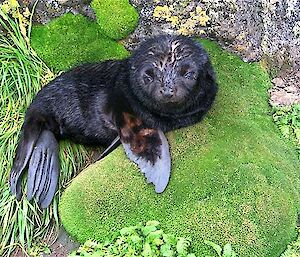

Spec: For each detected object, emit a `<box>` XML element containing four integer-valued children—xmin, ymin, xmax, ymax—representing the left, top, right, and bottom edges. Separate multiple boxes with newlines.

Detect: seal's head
<box><xmin>129</xmin><ymin>35</ymin><xmax>215</xmax><ymax>113</ymax></box>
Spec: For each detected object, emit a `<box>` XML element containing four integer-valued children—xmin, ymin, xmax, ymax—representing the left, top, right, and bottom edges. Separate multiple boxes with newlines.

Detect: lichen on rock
<box><xmin>152</xmin><ymin>1</ymin><xmax>210</xmax><ymax>35</ymax></box>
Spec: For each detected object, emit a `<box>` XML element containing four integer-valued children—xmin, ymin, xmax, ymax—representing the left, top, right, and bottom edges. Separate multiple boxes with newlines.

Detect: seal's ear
<box><xmin>205</xmin><ymin>60</ymin><xmax>216</xmax><ymax>81</ymax></box>
<box><xmin>118</xmin><ymin>113</ymin><xmax>171</xmax><ymax>193</ymax></box>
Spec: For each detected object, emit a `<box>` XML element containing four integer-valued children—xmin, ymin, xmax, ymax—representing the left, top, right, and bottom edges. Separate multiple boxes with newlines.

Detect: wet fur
<box><xmin>126</xmin><ymin>35</ymin><xmax>218</xmax><ymax>131</ymax></box>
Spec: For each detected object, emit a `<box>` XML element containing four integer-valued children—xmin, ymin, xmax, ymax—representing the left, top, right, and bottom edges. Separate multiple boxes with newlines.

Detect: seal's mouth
<box><xmin>156</xmin><ymin>95</ymin><xmax>186</xmax><ymax>108</ymax></box>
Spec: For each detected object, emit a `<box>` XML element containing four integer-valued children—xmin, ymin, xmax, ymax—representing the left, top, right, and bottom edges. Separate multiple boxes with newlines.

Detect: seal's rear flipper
<box><xmin>10</xmin><ymin>125</ymin><xmax>41</xmax><ymax>199</ymax></box>
<box><xmin>118</xmin><ymin>113</ymin><xmax>171</xmax><ymax>193</ymax></box>
<box><xmin>27</xmin><ymin>130</ymin><xmax>59</xmax><ymax>208</ymax></box>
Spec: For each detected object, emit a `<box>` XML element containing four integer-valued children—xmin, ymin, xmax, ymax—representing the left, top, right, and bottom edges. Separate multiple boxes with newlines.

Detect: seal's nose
<box><xmin>160</xmin><ymin>87</ymin><xmax>174</xmax><ymax>98</ymax></box>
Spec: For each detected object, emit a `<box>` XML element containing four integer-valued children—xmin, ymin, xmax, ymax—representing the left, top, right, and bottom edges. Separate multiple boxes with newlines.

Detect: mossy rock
<box><xmin>59</xmin><ymin>40</ymin><xmax>300</xmax><ymax>257</ymax></box>
<box><xmin>30</xmin><ymin>13</ymin><xmax>130</xmax><ymax>72</ymax></box>
<box><xmin>91</xmin><ymin>0</ymin><xmax>139</xmax><ymax>40</ymax></box>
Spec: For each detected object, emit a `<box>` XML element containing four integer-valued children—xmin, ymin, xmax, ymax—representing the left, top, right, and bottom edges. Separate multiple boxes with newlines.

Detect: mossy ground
<box><xmin>59</xmin><ymin>40</ymin><xmax>300</xmax><ymax>257</ymax></box>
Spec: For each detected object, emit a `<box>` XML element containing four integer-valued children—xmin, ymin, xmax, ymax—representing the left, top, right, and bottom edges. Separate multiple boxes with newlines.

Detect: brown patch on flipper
<box><xmin>118</xmin><ymin>112</ymin><xmax>171</xmax><ymax>193</ymax></box>
<box><xmin>119</xmin><ymin>113</ymin><xmax>161</xmax><ymax>164</ymax></box>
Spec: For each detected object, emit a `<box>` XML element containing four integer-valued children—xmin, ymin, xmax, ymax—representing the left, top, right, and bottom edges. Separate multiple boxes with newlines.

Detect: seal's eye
<box><xmin>143</xmin><ymin>69</ymin><xmax>155</xmax><ymax>84</ymax></box>
<box><xmin>184</xmin><ymin>71</ymin><xmax>196</xmax><ymax>80</ymax></box>
<box><xmin>179</xmin><ymin>65</ymin><xmax>196</xmax><ymax>80</ymax></box>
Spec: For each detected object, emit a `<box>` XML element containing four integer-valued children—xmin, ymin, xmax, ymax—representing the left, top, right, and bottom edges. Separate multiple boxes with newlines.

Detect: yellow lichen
<box><xmin>195</xmin><ymin>13</ymin><xmax>210</xmax><ymax>26</ymax></box>
<box><xmin>178</xmin><ymin>26</ymin><xmax>190</xmax><ymax>36</ymax></box>
<box><xmin>190</xmin><ymin>6</ymin><xmax>210</xmax><ymax>27</ymax></box>
<box><xmin>178</xmin><ymin>20</ymin><xmax>197</xmax><ymax>35</ymax></box>
<box><xmin>237</xmin><ymin>32</ymin><xmax>246</xmax><ymax>40</ymax></box>
<box><xmin>152</xmin><ymin>3</ymin><xmax>210</xmax><ymax>36</ymax></box>
<box><xmin>166</xmin><ymin>15</ymin><xmax>179</xmax><ymax>27</ymax></box>
<box><xmin>195</xmin><ymin>6</ymin><xmax>203</xmax><ymax>14</ymax></box>
<box><xmin>186</xmin><ymin>18</ymin><xmax>198</xmax><ymax>28</ymax></box>
<box><xmin>153</xmin><ymin>5</ymin><xmax>171</xmax><ymax>20</ymax></box>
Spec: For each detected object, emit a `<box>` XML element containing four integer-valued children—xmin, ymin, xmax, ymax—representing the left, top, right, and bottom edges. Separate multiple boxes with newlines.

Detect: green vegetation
<box><xmin>70</xmin><ymin>221</ymin><xmax>196</xmax><ymax>257</ymax></box>
<box><xmin>30</xmin><ymin>0</ymin><xmax>138</xmax><ymax>72</ymax></box>
<box><xmin>280</xmin><ymin>229</ymin><xmax>300</xmax><ymax>257</ymax></box>
<box><xmin>60</xmin><ymin>39</ymin><xmax>300</xmax><ymax>257</ymax></box>
<box><xmin>0</xmin><ymin>0</ymin><xmax>137</xmax><ymax>255</ymax></box>
<box><xmin>204</xmin><ymin>241</ymin><xmax>237</xmax><ymax>257</ymax></box>
<box><xmin>272</xmin><ymin>106</ymin><xmax>300</xmax><ymax>257</ymax></box>
<box><xmin>91</xmin><ymin>0</ymin><xmax>139</xmax><ymax>40</ymax></box>
<box><xmin>31</xmin><ymin>13</ymin><xmax>129</xmax><ymax>72</ymax></box>
<box><xmin>70</xmin><ymin>221</ymin><xmax>237</xmax><ymax>257</ymax></box>
<box><xmin>273</xmin><ymin>104</ymin><xmax>300</xmax><ymax>152</ymax></box>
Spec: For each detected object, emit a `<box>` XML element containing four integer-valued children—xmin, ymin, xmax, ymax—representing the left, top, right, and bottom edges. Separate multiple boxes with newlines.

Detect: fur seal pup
<box><xmin>9</xmin><ymin>35</ymin><xmax>218</xmax><ymax>208</ymax></box>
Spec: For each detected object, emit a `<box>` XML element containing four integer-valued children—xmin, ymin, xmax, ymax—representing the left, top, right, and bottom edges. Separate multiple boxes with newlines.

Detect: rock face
<box><xmin>212</xmin><ymin>0</ymin><xmax>300</xmax><ymax>71</ymax></box>
<box><xmin>23</xmin><ymin>0</ymin><xmax>95</xmax><ymax>24</ymax></box>
<box><xmin>130</xmin><ymin>0</ymin><xmax>300</xmax><ymax>71</ymax></box>
<box><xmin>269</xmin><ymin>69</ymin><xmax>300</xmax><ymax>106</ymax></box>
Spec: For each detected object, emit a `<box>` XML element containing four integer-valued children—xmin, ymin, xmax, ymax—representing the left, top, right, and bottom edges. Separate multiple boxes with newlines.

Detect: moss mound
<box><xmin>91</xmin><ymin>0</ymin><xmax>139</xmax><ymax>40</ymax></box>
<box><xmin>30</xmin><ymin>13</ymin><xmax>129</xmax><ymax>71</ymax></box>
<box><xmin>59</xmin><ymin>40</ymin><xmax>300</xmax><ymax>257</ymax></box>
<box><xmin>30</xmin><ymin>0</ymin><xmax>138</xmax><ymax>71</ymax></box>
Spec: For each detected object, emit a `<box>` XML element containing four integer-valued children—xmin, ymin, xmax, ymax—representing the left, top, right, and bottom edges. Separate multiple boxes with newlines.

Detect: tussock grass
<box><xmin>0</xmin><ymin>3</ymin><xmax>89</xmax><ymax>255</ymax></box>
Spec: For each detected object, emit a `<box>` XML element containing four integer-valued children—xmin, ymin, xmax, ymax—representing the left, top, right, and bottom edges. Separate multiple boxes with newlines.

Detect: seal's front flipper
<box><xmin>119</xmin><ymin>113</ymin><xmax>171</xmax><ymax>193</ymax></box>
<box><xmin>27</xmin><ymin>130</ymin><xmax>59</xmax><ymax>208</ymax></box>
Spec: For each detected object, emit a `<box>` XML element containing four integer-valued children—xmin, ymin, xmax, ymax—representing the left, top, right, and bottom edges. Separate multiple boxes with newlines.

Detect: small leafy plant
<box><xmin>273</xmin><ymin>104</ymin><xmax>300</xmax><ymax>144</ymax></box>
<box><xmin>273</xmin><ymin>104</ymin><xmax>300</xmax><ymax>161</ymax></box>
<box><xmin>204</xmin><ymin>240</ymin><xmax>237</xmax><ymax>257</ymax></box>
<box><xmin>70</xmin><ymin>221</ymin><xmax>196</xmax><ymax>257</ymax></box>
<box><xmin>70</xmin><ymin>221</ymin><xmax>238</xmax><ymax>257</ymax></box>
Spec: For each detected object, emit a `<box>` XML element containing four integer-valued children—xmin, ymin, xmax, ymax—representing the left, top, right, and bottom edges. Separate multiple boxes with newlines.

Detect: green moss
<box><xmin>30</xmin><ymin>13</ymin><xmax>129</xmax><ymax>71</ymax></box>
<box><xmin>59</xmin><ymin>40</ymin><xmax>300</xmax><ymax>257</ymax></box>
<box><xmin>30</xmin><ymin>0</ymin><xmax>138</xmax><ymax>71</ymax></box>
<box><xmin>91</xmin><ymin>0</ymin><xmax>139</xmax><ymax>40</ymax></box>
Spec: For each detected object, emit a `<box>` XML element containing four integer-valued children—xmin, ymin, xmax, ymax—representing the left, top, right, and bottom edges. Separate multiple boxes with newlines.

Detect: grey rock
<box><xmin>21</xmin><ymin>0</ymin><xmax>95</xmax><ymax>24</ymax></box>
<box><xmin>269</xmin><ymin>68</ymin><xmax>300</xmax><ymax>106</ymax></box>
<box><xmin>272</xmin><ymin>77</ymin><xmax>285</xmax><ymax>88</ymax></box>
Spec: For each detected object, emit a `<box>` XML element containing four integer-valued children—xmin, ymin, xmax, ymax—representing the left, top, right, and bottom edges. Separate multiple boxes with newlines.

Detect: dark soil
<box><xmin>44</xmin><ymin>227</ymin><xmax>79</xmax><ymax>257</ymax></box>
